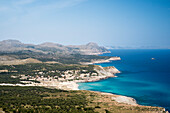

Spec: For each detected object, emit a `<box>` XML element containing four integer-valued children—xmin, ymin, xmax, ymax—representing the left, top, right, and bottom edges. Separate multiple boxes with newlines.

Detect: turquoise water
<box><xmin>78</xmin><ymin>49</ymin><xmax>170</xmax><ymax>111</ymax></box>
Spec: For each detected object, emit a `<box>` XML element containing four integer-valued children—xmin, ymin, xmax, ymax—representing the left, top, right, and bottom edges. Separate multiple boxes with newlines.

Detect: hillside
<box><xmin>0</xmin><ymin>39</ymin><xmax>109</xmax><ymax>55</ymax></box>
<box><xmin>0</xmin><ymin>86</ymin><xmax>166</xmax><ymax>113</ymax></box>
<box><xmin>0</xmin><ymin>40</ymin><xmax>111</xmax><ymax>64</ymax></box>
<box><xmin>0</xmin><ymin>57</ymin><xmax>42</xmax><ymax>65</ymax></box>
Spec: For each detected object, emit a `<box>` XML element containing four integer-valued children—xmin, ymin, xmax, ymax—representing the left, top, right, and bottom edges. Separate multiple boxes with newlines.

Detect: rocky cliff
<box><xmin>94</xmin><ymin>65</ymin><xmax>120</xmax><ymax>77</ymax></box>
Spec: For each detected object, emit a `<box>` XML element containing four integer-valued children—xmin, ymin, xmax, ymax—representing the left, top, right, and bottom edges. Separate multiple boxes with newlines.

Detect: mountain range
<box><xmin>0</xmin><ymin>39</ymin><xmax>109</xmax><ymax>55</ymax></box>
<box><xmin>0</xmin><ymin>39</ymin><xmax>110</xmax><ymax>64</ymax></box>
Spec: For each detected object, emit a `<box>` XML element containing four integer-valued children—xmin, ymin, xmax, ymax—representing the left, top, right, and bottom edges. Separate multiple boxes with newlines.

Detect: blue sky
<box><xmin>0</xmin><ymin>0</ymin><xmax>170</xmax><ymax>47</ymax></box>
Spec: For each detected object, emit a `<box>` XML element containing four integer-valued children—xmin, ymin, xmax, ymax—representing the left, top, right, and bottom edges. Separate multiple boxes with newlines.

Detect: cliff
<box><xmin>94</xmin><ymin>65</ymin><xmax>120</xmax><ymax>77</ymax></box>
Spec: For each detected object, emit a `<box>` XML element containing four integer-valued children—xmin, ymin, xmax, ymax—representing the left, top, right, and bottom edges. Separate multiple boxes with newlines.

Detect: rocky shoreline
<box><xmin>81</xmin><ymin>56</ymin><xmax>121</xmax><ymax>65</ymax></box>
<box><xmin>77</xmin><ymin>57</ymin><xmax>144</xmax><ymax>106</ymax></box>
<box><xmin>78</xmin><ymin>57</ymin><xmax>169</xmax><ymax>112</ymax></box>
<box><xmin>0</xmin><ymin>57</ymin><xmax>121</xmax><ymax>90</ymax></box>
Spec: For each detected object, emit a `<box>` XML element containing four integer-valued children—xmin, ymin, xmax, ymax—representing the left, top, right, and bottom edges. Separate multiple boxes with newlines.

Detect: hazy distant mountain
<box><xmin>0</xmin><ymin>39</ymin><xmax>110</xmax><ymax>55</ymax></box>
<box><xmin>67</xmin><ymin>42</ymin><xmax>109</xmax><ymax>55</ymax></box>
<box><xmin>105</xmin><ymin>45</ymin><xmax>170</xmax><ymax>49</ymax></box>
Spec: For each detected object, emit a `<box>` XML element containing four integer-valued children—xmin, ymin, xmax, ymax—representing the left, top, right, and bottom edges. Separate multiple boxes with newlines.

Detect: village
<box><xmin>18</xmin><ymin>69</ymin><xmax>99</xmax><ymax>83</ymax></box>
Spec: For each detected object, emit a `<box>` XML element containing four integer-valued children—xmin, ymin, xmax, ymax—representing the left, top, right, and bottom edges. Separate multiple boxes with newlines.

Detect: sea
<box><xmin>78</xmin><ymin>49</ymin><xmax>170</xmax><ymax>111</ymax></box>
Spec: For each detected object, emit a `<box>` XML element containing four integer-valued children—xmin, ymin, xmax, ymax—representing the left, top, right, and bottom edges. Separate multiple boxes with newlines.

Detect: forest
<box><xmin>0</xmin><ymin>86</ymin><xmax>97</xmax><ymax>113</ymax></box>
<box><xmin>0</xmin><ymin>86</ymin><xmax>163</xmax><ymax>113</ymax></box>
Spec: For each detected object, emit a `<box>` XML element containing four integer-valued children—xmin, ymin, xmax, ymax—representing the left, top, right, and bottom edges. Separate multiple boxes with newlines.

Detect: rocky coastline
<box><xmin>78</xmin><ymin>57</ymin><xmax>169</xmax><ymax>112</ymax></box>
<box><xmin>81</xmin><ymin>56</ymin><xmax>121</xmax><ymax>65</ymax></box>
<box><xmin>0</xmin><ymin>57</ymin><xmax>121</xmax><ymax>90</ymax></box>
<box><xmin>0</xmin><ymin>56</ymin><xmax>168</xmax><ymax>112</ymax></box>
<box><xmin>0</xmin><ymin>64</ymin><xmax>120</xmax><ymax>90</ymax></box>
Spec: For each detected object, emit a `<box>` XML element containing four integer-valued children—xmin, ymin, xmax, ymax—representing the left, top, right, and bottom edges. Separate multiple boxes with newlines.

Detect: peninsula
<box><xmin>0</xmin><ymin>40</ymin><xmax>168</xmax><ymax>113</ymax></box>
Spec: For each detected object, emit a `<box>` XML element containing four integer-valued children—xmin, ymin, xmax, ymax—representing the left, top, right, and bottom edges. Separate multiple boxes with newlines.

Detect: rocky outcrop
<box><xmin>103</xmin><ymin>66</ymin><xmax>120</xmax><ymax>74</ymax></box>
<box><xmin>81</xmin><ymin>57</ymin><xmax>121</xmax><ymax>65</ymax></box>
<box><xmin>111</xmin><ymin>95</ymin><xmax>137</xmax><ymax>105</ymax></box>
<box><xmin>74</xmin><ymin>65</ymin><xmax>120</xmax><ymax>83</ymax></box>
<box><xmin>94</xmin><ymin>65</ymin><xmax>120</xmax><ymax>77</ymax></box>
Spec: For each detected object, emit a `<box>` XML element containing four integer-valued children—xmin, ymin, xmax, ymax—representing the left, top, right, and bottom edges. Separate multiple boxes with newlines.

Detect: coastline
<box><xmin>0</xmin><ymin>57</ymin><xmax>146</xmax><ymax>105</ymax></box>
<box><xmin>0</xmin><ymin>63</ymin><xmax>120</xmax><ymax>91</ymax></box>
<box><xmin>77</xmin><ymin>57</ymin><xmax>169</xmax><ymax>112</ymax></box>
<box><xmin>0</xmin><ymin>56</ymin><xmax>168</xmax><ymax>112</ymax></box>
<box><xmin>77</xmin><ymin>57</ymin><xmax>143</xmax><ymax>106</ymax></box>
<box><xmin>0</xmin><ymin>57</ymin><xmax>121</xmax><ymax>90</ymax></box>
<box><xmin>81</xmin><ymin>56</ymin><xmax>121</xmax><ymax>65</ymax></box>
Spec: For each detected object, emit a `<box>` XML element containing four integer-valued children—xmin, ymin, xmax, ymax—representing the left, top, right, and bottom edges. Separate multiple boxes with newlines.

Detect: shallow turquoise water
<box><xmin>78</xmin><ymin>49</ymin><xmax>170</xmax><ymax>111</ymax></box>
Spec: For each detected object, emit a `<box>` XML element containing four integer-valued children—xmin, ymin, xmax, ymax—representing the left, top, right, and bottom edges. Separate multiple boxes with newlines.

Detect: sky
<box><xmin>0</xmin><ymin>0</ymin><xmax>170</xmax><ymax>47</ymax></box>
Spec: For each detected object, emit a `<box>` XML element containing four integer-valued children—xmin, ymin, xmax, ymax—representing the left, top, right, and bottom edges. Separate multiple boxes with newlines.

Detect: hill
<box><xmin>0</xmin><ymin>39</ymin><xmax>109</xmax><ymax>55</ymax></box>
<box><xmin>0</xmin><ymin>39</ymin><xmax>110</xmax><ymax>64</ymax></box>
<box><xmin>0</xmin><ymin>57</ymin><xmax>42</xmax><ymax>65</ymax></box>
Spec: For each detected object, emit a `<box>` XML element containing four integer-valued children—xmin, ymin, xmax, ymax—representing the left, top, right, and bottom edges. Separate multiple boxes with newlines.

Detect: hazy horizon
<box><xmin>0</xmin><ymin>0</ymin><xmax>170</xmax><ymax>47</ymax></box>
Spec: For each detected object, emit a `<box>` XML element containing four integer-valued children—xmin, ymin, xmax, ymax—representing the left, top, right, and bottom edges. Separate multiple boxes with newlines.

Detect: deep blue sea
<box><xmin>78</xmin><ymin>49</ymin><xmax>170</xmax><ymax>111</ymax></box>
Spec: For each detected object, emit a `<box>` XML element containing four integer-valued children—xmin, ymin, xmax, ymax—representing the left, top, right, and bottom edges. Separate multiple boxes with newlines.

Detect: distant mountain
<box><xmin>105</xmin><ymin>45</ymin><xmax>170</xmax><ymax>49</ymax></box>
<box><xmin>0</xmin><ymin>39</ymin><xmax>110</xmax><ymax>55</ymax></box>
<box><xmin>67</xmin><ymin>42</ymin><xmax>109</xmax><ymax>55</ymax></box>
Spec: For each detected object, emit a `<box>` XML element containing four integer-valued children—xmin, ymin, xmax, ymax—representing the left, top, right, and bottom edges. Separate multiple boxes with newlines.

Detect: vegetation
<box><xmin>0</xmin><ymin>51</ymin><xmax>110</xmax><ymax>64</ymax></box>
<box><xmin>0</xmin><ymin>40</ymin><xmax>166</xmax><ymax>113</ymax></box>
<box><xmin>0</xmin><ymin>86</ymin><xmax>164</xmax><ymax>113</ymax></box>
<box><xmin>0</xmin><ymin>63</ymin><xmax>97</xmax><ymax>84</ymax></box>
<box><xmin>0</xmin><ymin>86</ymin><xmax>96</xmax><ymax>113</ymax></box>
<box><xmin>0</xmin><ymin>40</ymin><xmax>110</xmax><ymax>63</ymax></box>
<box><xmin>0</xmin><ymin>73</ymin><xmax>21</xmax><ymax>84</ymax></box>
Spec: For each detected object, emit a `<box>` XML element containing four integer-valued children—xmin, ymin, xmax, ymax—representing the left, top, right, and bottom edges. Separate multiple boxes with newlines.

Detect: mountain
<box><xmin>0</xmin><ymin>39</ymin><xmax>110</xmax><ymax>55</ymax></box>
<box><xmin>0</xmin><ymin>39</ymin><xmax>111</xmax><ymax>64</ymax></box>
<box><xmin>0</xmin><ymin>39</ymin><xmax>45</xmax><ymax>53</ymax></box>
<box><xmin>67</xmin><ymin>42</ymin><xmax>110</xmax><ymax>55</ymax></box>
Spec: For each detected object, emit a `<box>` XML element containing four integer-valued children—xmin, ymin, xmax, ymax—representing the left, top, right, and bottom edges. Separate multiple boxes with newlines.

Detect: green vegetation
<box><xmin>0</xmin><ymin>86</ymin><xmax>97</xmax><ymax>113</ymax></box>
<box><xmin>0</xmin><ymin>51</ymin><xmax>110</xmax><ymax>64</ymax></box>
<box><xmin>0</xmin><ymin>63</ymin><xmax>97</xmax><ymax>84</ymax></box>
<box><xmin>0</xmin><ymin>86</ymin><xmax>164</xmax><ymax>113</ymax></box>
<box><xmin>0</xmin><ymin>73</ymin><xmax>21</xmax><ymax>84</ymax></box>
<box><xmin>0</xmin><ymin>41</ymin><xmax>166</xmax><ymax>113</ymax></box>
